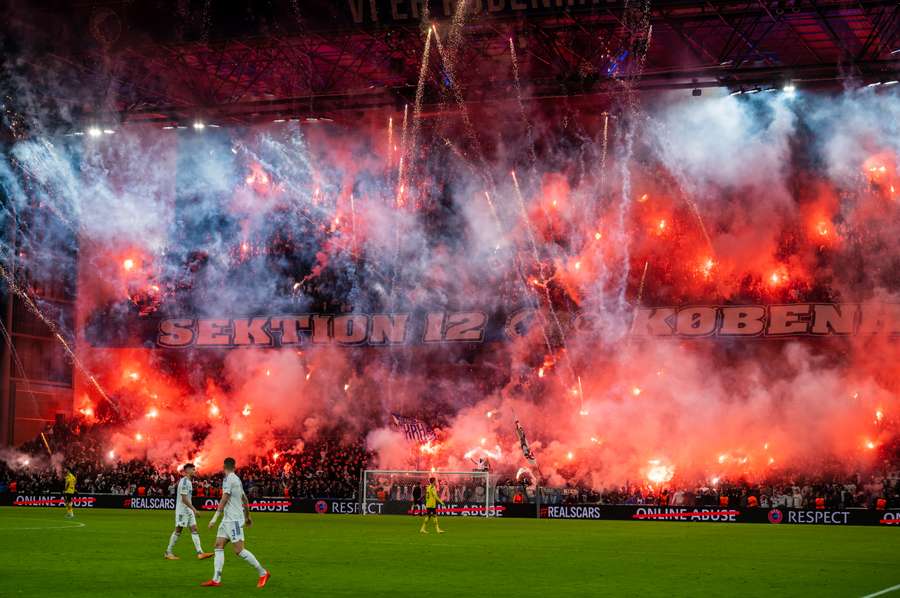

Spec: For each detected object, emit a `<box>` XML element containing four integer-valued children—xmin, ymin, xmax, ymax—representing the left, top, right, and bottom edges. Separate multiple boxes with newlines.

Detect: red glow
<box><xmin>768</xmin><ymin>267</ymin><xmax>789</xmax><ymax>287</ymax></box>
<box><xmin>245</xmin><ymin>163</ymin><xmax>271</xmax><ymax>191</ymax></box>
<box><xmin>863</xmin><ymin>153</ymin><xmax>898</xmax><ymax>200</ymax></box>
<box><xmin>646</xmin><ymin>461</ymin><xmax>674</xmax><ymax>484</ymax></box>
<box><xmin>76</xmin><ymin>395</ymin><xmax>96</xmax><ymax>422</ymax></box>
<box><xmin>419</xmin><ymin>440</ymin><xmax>440</xmax><ymax>455</ymax></box>
<box><xmin>863</xmin><ymin>154</ymin><xmax>893</xmax><ymax>181</ymax></box>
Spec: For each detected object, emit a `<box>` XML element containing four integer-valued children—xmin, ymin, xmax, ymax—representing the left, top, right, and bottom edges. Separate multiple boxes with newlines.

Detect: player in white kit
<box><xmin>202</xmin><ymin>457</ymin><xmax>270</xmax><ymax>588</ymax></box>
<box><xmin>164</xmin><ymin>463</ymin><xmax>213</xmax><ymax>560</ymax></box>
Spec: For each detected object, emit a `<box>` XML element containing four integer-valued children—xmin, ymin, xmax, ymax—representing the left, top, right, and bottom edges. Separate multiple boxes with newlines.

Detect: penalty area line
<box><xmin>862</xmin><ymin>583</ymin><xmax>900</xmax><ymax>598</ymax></box>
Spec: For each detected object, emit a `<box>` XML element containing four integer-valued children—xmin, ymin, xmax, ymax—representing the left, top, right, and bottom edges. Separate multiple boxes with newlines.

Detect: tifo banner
<box><xmin>630</xmin><ymin>303</ymin><xmax>900</xmax><ymax>338</ymax></box>
<box><xmin>84</xmin><ymin>303</ymin><xmax>900</xmax><ymax>349</ymax></box>
<box><xmin>4</xmin><ymin>494</ymin><xmax>899</xmax><ymax>526</ymax></box>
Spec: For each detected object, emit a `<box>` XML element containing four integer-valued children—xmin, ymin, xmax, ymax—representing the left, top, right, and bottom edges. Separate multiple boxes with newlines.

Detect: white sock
<box><xmin>238</xmin><ymin>549</ymin><xmax>266</xmax><ymax>576</ymax></box>
<box><xmin>213</xmin><ymin>549</ymin><xmax>225</xmax><ymax>582</ymax></box>
<box><xmin>166</xmin><ymin>532</ymin><xmax>179</xmax><ymax>554</ymax></box>
<box><xmin>191</xmin><ymin>533</ymin><xmax>203</xmax><ymax>553</ymax></box>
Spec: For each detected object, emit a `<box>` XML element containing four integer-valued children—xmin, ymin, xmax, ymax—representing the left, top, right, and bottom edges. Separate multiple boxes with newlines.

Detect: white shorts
<box><xmin>175</xmin><ymin>510</ymin><xmax>197</xmax><ymax>528</ymax></box>
<box><xmin>217</xmin><ymin>519</ymin><xmax>245</xmax><ymax>543</ymax></box>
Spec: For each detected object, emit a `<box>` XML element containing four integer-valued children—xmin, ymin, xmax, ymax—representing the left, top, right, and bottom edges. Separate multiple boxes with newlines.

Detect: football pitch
<box><xmin>1</xmin><ymin>508</ymin><xmax>898</xmax><ymax>597</ymax></box>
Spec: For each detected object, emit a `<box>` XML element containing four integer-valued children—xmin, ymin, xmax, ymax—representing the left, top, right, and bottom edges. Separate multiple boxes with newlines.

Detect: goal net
<box><xmin>360</xmin><ymin>470</ymin><xmax>495</xmax><ymax>517</ymax></box>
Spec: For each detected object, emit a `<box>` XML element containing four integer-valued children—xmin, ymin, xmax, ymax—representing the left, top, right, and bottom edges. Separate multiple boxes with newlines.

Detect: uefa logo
<box><xmin>767</xmin><ymin>509</ymin><xmax>783</xmax><ymax>524</ymax></box>
<box><xmin>314</xmin><ymin>500</ymin><xmax>329</xmax><ymax>514</ymax></box>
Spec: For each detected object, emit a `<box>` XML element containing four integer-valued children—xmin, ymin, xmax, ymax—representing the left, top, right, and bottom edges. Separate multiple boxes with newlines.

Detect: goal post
<box><xmin>361</xmin><ymin>470</ymin><xmax>495</xmax><ymax>517</ymax></box>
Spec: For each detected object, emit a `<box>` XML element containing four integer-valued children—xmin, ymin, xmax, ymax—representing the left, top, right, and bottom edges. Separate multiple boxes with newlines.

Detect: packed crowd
<box><xmin>0</xmin><ymin>420</ymin><xmax>371</xmax><ymax>500</ymax></box>
<box><xmin>512</xmin><ymin>475</ymin><xmax>900</xmax><ymax>510</ymax></box>
<box><xmin>0</xmin><ymin>420</ymin><xmax>898</xmax><ymax>510</ymax></box>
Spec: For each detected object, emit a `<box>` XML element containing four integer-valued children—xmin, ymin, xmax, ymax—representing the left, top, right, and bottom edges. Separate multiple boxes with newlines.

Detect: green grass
<box><xmin>1</xmin><ymin>507</ymin><xmax>898</xmax><ymax>597</ymax></box>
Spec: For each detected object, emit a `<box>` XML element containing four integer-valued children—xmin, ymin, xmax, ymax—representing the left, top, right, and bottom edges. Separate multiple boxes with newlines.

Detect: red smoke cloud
<box><xmin>16</xmin><ymin>87</ymin><xmax>890</xmax><ymax>490</ymax></box>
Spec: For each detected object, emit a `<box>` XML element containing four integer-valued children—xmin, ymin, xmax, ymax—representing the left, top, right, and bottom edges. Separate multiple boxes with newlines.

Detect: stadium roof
<box><xmin>5</xmin><ymin>0</ymin><xmax>899</xmax><ymax>126</ymax></box>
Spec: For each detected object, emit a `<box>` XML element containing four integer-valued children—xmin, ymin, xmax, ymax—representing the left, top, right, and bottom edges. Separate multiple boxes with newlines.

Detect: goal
<box><xmin>360</xmin><ymin>470</ymin><xmax>495</xmax><ymax>517</ymax></box>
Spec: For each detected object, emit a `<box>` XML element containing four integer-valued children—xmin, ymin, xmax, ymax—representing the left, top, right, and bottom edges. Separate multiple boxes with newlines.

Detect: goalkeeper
<box><xmin>419</xmin><ymin>477</ymin><xmax>445</xmax><ymax>534</ymax></box>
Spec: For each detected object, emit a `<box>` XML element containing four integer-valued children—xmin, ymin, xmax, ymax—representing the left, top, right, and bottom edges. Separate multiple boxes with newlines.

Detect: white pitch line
<box><xmin>862</xmin><ymin>583</ymin><xmax>900</xmax><ymax>598</ymax></box>
<box><xmin>3</xmin><ymin>517</ymin><xmax>86</xmax><ymax>531</ymax></box>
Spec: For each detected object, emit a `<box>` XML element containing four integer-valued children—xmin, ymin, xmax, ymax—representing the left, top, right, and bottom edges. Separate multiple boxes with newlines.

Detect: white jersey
<box><xmin>221</xmin><ymin>472</ymin><xmax>246</xmax><ymax>523</ymax></box>
<box><xmin>175</xmin><ymin>476</ymin><xmax>193</xmax><ymax>515</ymax></box>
